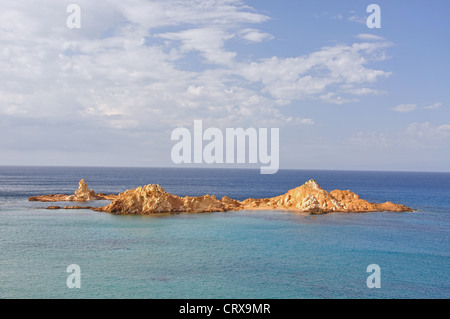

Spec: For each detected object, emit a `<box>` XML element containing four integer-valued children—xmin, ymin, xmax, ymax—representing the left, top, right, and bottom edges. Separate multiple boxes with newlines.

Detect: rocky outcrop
<box><xmin>240</xmin><ymin>179</ymin><xmax>343</xmax><ymax>212</ymax></box>
<box><xmin>99</xmin><ymin>179</ymin><xmax>412</xmax><ymax>215</ymax></box>
<box><xmin>32</xmin><ymin>178</ymin><xmax>413</xmax><ymax>214</ymax></box>
<box><xmin>101</xmin><ymin>184</ymin><xmax>241</xmax><ymax>214</ymax></box>
<box><xmin>240</xmin><ymin>180</ymin><xmax>412</xmax><ymax>213</ymax></box>
<box><xmin>29</xmin><ymin>179</ymin><xmax>116</xmax><ymax>202</ymax></box>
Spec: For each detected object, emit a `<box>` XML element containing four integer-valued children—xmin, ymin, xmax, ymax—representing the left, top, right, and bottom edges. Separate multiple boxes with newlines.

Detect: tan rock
<box><xmin>31</xmin><ymin>178</ymin><xmax>413</xmax><ymax>215</ymax></box>
<box><xmin>28</xmin><ymin>179</ymin><xmax>116</xmax><ymax>202</ymax></box>
<box><xmin>101</xmin><ymin>184</ymin><xmax>240</xmax><ymax>215</ymax></box>
<box><xmin>258</xmin><ymin>179</ymin><xmax>343</xmax><ymax>212</ymax></box>
<box><xmin>99</xmin><ymin>179</ymin><xmax>413</xmax><ymax>215</ymax></box>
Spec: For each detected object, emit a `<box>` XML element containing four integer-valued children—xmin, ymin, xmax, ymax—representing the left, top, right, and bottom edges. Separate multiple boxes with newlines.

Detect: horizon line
<box><xmin>0</xmin><ymin>164</ymin><xmax>449</xmax><ymax>174</ymax></box>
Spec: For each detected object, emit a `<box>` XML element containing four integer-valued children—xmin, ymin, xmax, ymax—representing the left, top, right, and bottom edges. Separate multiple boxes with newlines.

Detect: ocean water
<box><xmin>0</xmin><ymin>166</ymin><xmax>449</xmax><ymax>299</ymax></box>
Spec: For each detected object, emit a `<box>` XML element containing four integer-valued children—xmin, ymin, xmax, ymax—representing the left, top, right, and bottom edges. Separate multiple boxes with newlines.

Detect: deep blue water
<box><xmin>0</xmin><ymin>166</ymin><xmax>449</xmax><ymax>299</ymax></box>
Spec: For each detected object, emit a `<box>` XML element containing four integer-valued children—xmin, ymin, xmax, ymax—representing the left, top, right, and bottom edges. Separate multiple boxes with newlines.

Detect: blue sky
<box><xmin>0</xmin><ymin>0</ymin><xmax>449</xmax><ymax>172</ymax></box>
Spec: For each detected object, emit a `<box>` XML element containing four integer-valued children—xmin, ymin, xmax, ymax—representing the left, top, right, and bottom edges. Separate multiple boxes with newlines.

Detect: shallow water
<box><xmin>0</xmin><ymin>166</ymin><xmax>449</xmax><ymax>298</ymax></box>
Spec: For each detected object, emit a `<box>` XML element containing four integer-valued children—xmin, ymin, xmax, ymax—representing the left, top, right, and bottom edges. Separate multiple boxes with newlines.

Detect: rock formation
<box><xmin>31</xmin><ymin>179</ymin><xmax>413</xmax><ymax>214</ymax></box>
<box><xmin>240</xmin><ymin>179</ymin><xmax>343</xmax><ymax>213</ymax></box>
<box><xmin>29</xmin><ymin>179</ymin><xmax>116</xmax><ymax>202</ymax></box>
<box><xmin>100</xmin><ymin>184</ymin><xmax>241</xmax><ymax>214</ymax></box>
<box><xmin>99</xmin><ymin>179</ymin><xmax>412</xmax><ymax>215</ymax></box>
<box><xmin>240</xmin><ymin>179</ymin><xmax>412</xmax><ymax>213</ymax></box>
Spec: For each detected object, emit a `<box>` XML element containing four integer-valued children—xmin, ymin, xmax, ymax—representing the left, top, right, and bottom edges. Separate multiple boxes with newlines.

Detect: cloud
<box><xmin>391</xmin><ymin>104</ymin><xmax>417</xmax><ymax>112</ymax></box>
<box><xmin>348</xmin><ymin>14</ymin><xmax>366</xmax><ymax>25</ymax></box>
<box><xmin>424</xmin><ymin>102</ymin><xmax>443</xmax><ymax>109</ymax></box>
<box><xmin>341</xmin><ymin>86</ymin><xmax>385</xmax><ymax>96</ymax></box>
<box><xmin>158</xmin><ymin>27</ymin><xmax>237</xmax><ymax>65</ymax></box>
<box><xmin>239</xmin><ymin>28</ymin><xmax>274</xmax><ymax>42</ymax></box>
<box><xmin>356</xmin><ymin>34</ymin><xmax>385</xmax><ymax>41</ymax></box>
<box><xmin>405</xmin><ymin>122</ymin><xmax>450</xmax><ymax>139</ymax></box>
<box><xmin>319</xmin><ymin>92</ymin><xmax>358</xmax><ymax>105</ymax></box>
<box><xmin>0</xmin><ymin>0</ymin><xmax>394</xmax><ymax>137</ymax></box>
<box><xmin>391</xmin><ymin>102</ymin><xmax>444</xmax><ymax>112</ymax></box>
<box><xmin>333</xmin><ymin>14</ymin><xmax>344</xmax><ymax>21</ymax></box>
<box><xmin>349</xmin><ymin>132</ymin><xmax>390</xmax><ymax>148</ymax></box>
<box><xmin>314</xmin><ymin>11</ymin><xmax>344</xmax><ymax>21</ymax></box>
<box><xmin>117</xmin><ymin>0</ymin><xmax>270</xmax><ymax>29</ymax></box>
<box><xmin>236</xmin><ymin>41</ymin><xmax>392</xmax><ymax>102</ymax></box>
<box><xmin>346</xmin><ymin>122</ymin><xmax>450</xmax><ymax>153</ymax></box>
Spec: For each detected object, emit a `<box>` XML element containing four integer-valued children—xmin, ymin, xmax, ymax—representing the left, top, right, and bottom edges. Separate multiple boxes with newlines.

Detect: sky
<box><xmin>0</xmin><ymin>0</ymin><xmax>449</xmax><ymax>172</ymax></box>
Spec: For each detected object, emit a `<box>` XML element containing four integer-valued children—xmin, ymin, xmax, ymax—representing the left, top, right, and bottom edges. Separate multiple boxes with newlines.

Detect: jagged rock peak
<box><xmin>303</xmin><ymin>179</ymin><xmax>321</xmax><ymax>190</ymax></box>
<box><xmin>72</xmin><ymin>179</ymin><xmax>96</xmax><ymax>201</ymax></box>
<box><xmin>74</xmin><ymin>179</ymin><xmax>89</xmax><ymax>195</ymax></box>
<box><xmin>143</xmin><ymin>184</ymin><xmax>166</xmax><ymax>194</ymax></box>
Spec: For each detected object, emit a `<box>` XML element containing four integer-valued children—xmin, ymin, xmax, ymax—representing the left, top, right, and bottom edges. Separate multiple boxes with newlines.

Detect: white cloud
<box><xmin>345</xmin><ymin>120</ymin><xmax>450</xmax><ymax>154</ymax></box>
<box><xmin>390</xmin><ymin>102</ymin><xmax>443</xmax><ymax>113</ymax></box>
<box><xmin>437</xmin><ymin>124</ymin><xmax>450</xmax><ymax>135</ymax></box>
<box><xmin>405</xmin><ymin>122</ymin><xmax>450</xmax><ymax>139</ymax></box>
<box><xmin>0</xmin><ymin>0</ymin><xmax>394</xmax><ymax>136</ymax></box>
<box><xmin>424</xmin><ymin>102</ymin><xmax>443</xmax><ymax>109</ymax></box>
<box><xmin>236</xmin><ymin>41</ymin><xmax>392</xmax><ymax>101</ymax></box>
<box><xmin>356</xmin><ymin>34</ymin><xmax>385</xmax><ymax>41</ymax></box>
<box><xmin>349</xmin><ymin>132</ymin><xmax>390</xmax><ymax>148</ymax></box>
<box><xmin>348</xmin><ymin>15</ymin><xmax>366</xmax><ymax>25</ymax></box>
<box><xmin>342</xmin><ymin>87</ymin><xmax>385</xmax><ymax>96</ymax></box>
<box><xmin>239</xmin><ymin>28</ymin><xmax>274</xmax><ymax>42</ymax></box>
<box><xmin>299</xmin><ymin>118</ymin><xmax>315</xmax><ymax>125</ymax></box>
<box><xmin>391</xmin><ymin>104</ymin><xmax>417</xmax><ymax>112</ymax></box>
<box><xmin>405</xmin><ymin>121</ymin><xmax>450</xmax><ymax>141</ymax></box>
<box><xmin>159</xmin><ymin>27</ymin><xmax>237</xmax><ymax>65</ymax></box>
<box><xmin>319</xmin><ymin>92</ymin><xmax>358</xmax><ymax>105</ymax></box>
<box><xmin>117</xmin><ymin>0</ymin><xmax>270</xmax><ymax>29</ymax></box>
<box><xmin>314</xmin><ymin>12</ymin><xmax>344</xmax><ymax>21</ymax></box>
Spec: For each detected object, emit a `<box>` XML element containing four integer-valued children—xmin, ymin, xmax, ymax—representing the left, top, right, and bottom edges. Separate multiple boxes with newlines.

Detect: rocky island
<box><xmin>29</xmin><ymin>179</ymin><xmax>413</xmax><ymax>215</ymax></box>
<box><xmin>29</xmin><ymin>179</ymin><xmax>116</xmax><ymax>202</ymax></box>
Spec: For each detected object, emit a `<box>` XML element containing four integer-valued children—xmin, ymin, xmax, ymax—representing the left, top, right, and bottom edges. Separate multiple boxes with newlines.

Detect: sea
<box><xmin>0</xmin><ymin>166</ymin><xmax>449</xmax><ymax>299</ymax></box>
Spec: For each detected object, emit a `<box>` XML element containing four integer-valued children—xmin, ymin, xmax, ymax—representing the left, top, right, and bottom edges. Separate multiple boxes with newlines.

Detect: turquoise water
<box><xmin>0</xmin><ymin>167</ymin><xmax>449</xmax><ymax>298</ymax></box>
